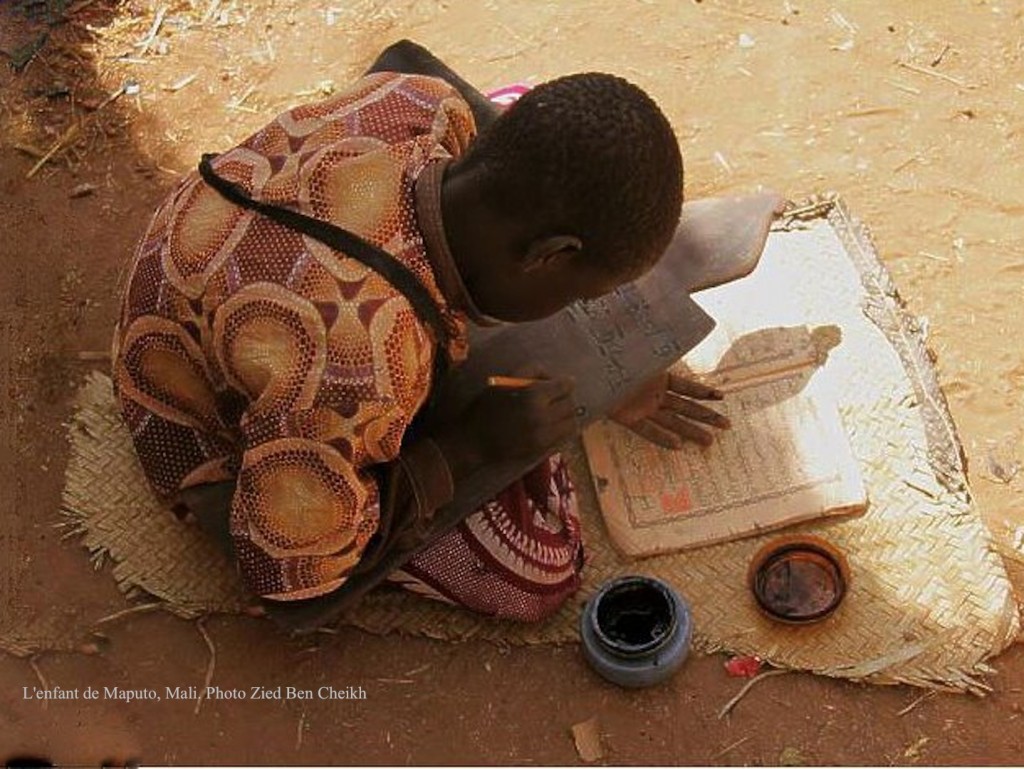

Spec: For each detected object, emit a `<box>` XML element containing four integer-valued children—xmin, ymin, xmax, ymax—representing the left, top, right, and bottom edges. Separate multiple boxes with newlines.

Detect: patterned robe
<box><xmin>113</xmin><ymin>72</ymin><xmax>582</xmax><ymax>621</ymax></box>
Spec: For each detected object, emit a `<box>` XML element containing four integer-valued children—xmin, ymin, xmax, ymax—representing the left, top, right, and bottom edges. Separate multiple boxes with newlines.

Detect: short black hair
<box><xmin>459</xmin><ymin>73</ymin><xmax>683</xmax><ymax>276</ymax></box>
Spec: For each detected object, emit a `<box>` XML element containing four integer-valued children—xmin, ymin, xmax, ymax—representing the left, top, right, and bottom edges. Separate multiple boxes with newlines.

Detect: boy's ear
<box><xmin>521</xmin><ymin>235</ymin><xmax>583</xmax><ymax>272</ymax></box>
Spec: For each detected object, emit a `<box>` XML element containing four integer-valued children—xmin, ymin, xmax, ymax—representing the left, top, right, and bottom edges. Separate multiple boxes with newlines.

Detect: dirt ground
<box><xmin>1</xmin><ymin>0</ymin><xmax>1023</xmax><ymax>764</ymax></box>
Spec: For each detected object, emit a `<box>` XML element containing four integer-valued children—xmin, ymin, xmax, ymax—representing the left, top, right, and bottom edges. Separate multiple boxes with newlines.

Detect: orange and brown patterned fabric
<box><xmin>114</xmin><ymin>72</ymin><xmax>584</xmax><ymax>620</ymax></box>
<box><xmin>113</xmin><ymin>73</ymin><xmax>475</xmax><ymax>601</ymax></box>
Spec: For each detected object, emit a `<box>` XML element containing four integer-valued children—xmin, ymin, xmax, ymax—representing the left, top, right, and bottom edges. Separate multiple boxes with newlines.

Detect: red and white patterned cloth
<box><xmin>393</xmin><ymin>454</ymin><xmax>583</xmax><ymax>622</ymax></box>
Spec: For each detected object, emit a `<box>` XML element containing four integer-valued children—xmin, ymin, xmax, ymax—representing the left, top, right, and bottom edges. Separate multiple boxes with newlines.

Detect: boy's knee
<box><xmin>490</xmin><ymin>557</ymin><xmax>584</xmax><ymax>624</ymax></box>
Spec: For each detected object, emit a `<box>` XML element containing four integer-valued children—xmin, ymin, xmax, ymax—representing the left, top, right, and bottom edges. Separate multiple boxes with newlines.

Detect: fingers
<box><xmin>650</xmin><ymin>411</ymin><xmax>715</xmax><ymax>447</ymax></box>
<box><xmin>512</xmin><ymin>363</ymin><xmax>546</xmax><ymax>379</ymax></box>
<box><xmin>509</xmin><ymin>400</ymin><xmax>576</xmax><ymax>456</ymax></box>
<box><xmin>663</xmin><ymin>392</ymin><xmax>731</xmax><ymax>428</ymax></box>
<box><xmin>667</xmin><ymin>373</ymin><xmax>723</xmax><ymax>400</ymax></box>
<box><xmin>512</xmin><ymin>378</ymin><xmax>578</xmax><ymax>452</ymax></box>
<box><xmin>471</xmin><ymin>372</ymin><xmax>579</xmax><ymax>462</ymax></box>
<box><xmin>494</xmin><ymin>366</ymin><xmax>575</xmax><ymax>403</ymax></box>
<box><xmin>630</xmin><ymin>420</ymin><xmax>683</xmax><ymax>450</ymax></box>
<box><xmin>608</xmin><ymin>375</ymin><xmax>663</xmax><ymax>425</ymax></box>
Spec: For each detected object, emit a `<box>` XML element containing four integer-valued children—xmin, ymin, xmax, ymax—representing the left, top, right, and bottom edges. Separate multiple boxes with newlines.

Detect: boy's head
<box><xmin>445</xmin><ymin>73</ymin><xmax>683</xmax><ymax>322</ymax></box>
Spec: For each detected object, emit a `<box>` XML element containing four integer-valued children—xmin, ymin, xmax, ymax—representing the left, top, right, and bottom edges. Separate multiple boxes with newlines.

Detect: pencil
<box><xmin>486</xmin><ymin>375</ymin><xmax>542</xmax><ymax>389</ymax></box>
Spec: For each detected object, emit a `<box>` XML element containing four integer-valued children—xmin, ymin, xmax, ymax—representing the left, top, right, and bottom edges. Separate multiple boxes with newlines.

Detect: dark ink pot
<box><xmin>580</xmin><ymin>575</ymin><xmax>692</xmax><ymax>688</ymax></box>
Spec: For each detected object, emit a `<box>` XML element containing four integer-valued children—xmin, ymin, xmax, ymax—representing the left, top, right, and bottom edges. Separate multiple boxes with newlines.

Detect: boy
<box><xmin>113</xmin><ymin>41</ymin><xmax>732</xmax><ymax>625</ymax></box>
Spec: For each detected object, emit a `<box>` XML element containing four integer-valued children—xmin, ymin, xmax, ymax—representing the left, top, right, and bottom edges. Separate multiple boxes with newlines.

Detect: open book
<box><xmin>582</xmin><ymin>323</ymin><xmax>868</xmax><ymax>556</ymax></box>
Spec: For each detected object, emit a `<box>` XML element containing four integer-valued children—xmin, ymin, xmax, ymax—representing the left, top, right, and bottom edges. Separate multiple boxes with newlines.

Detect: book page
<box><xmin>583</xmin><ymin>324</ymin><xmax>867</xmax><ymax>556</ymax></box>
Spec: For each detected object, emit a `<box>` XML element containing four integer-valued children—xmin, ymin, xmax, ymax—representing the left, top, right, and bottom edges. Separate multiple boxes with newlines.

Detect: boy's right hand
<box><xmin>433</xmin><ymin>374</ymin><xmax>576</xmax><ymax>479</ymax></box>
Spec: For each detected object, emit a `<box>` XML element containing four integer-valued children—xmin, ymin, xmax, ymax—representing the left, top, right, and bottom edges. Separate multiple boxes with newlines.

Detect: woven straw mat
<box><xmin>54</xmin><ymin>197</ymin><xmax>1021</xmax><ymax>693</ymax></box>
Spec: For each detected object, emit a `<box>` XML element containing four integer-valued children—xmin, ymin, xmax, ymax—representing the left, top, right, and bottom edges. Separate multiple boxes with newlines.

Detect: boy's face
<box><xmin>468</xmin><ymin>245</ymin><xmax>647</xmax><ymax>323</ymax></box>
<box><xmin>444</xmin><ymin>175</ymin><xmax>656</xmax><ymax>323</ymax></box>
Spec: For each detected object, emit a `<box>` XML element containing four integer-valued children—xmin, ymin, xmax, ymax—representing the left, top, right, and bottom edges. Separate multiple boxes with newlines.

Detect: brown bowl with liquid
<box><xmin>747</xmin><ymin>535</ymin><xmax>850</xmax><ymax>624</ymax></box>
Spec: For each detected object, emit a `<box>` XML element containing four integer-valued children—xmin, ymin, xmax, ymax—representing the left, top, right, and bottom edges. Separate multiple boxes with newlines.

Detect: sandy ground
<box><xmin>1</xmin><ymin>0</ymin><xmax>1023</xmax><ymax>764</ymax></box>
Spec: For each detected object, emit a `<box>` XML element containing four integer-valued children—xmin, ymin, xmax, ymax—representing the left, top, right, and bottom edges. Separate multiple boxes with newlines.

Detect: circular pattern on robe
<box><xmin>236</xmin><ymin>439</ymin><xmax>368</xmax><ymax>559</ymax></box>
<box><xmin>113</xmin><ymin>72</ymin><xmax>476</xmax><ymax>600</ymax></box>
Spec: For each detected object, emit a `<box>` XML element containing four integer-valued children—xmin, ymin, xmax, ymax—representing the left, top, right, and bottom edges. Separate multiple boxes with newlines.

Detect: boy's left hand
<box><xmin>609</xmin><ymin>373</ymin><xmax>730</xmax><ymax>449</ymax></box>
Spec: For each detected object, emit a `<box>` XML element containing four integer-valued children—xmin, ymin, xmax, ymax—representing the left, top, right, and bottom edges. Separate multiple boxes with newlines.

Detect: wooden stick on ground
<box><xmin>14</xmin><ymin>143</ymin><xmax>46</xmax><ymax>159</ymax></box>
<box><xmin>897</xmin><ymin>689</ymin><xmax>937</xmax><ymax>716</ymax></box>
<box><xmin>77</xmin><ymin>351</ymin><xmax>112</xmax><ymax>362</ymax></box>
<box><xmin>897</xmin><ymin>60</ymin><xmax>974</xmax><ymax>88</ymax></box>
<box><xmin>136</xmin><ymin>6</ymin><xmax>168</xmax><ymax>55</ymax></box>
<box><xmin>712</xmin><ymin>735</ymin><xmax>752</xmax><ymax>759</ymax></box>
<box><xmin>94</xmin><ymin>602</ymin><xmax>164</xmax><ymax>626</ymax></box>
<box><xmin>28</xmin><ymin>655</ymin><xmax>50</xmax><ymax>710</ymax></box>
<box><xmin>886</xmin><ymin>79</ymin><xmax>922</xmax><ymax>95</ymax></box>
<box><xmin>26</xmin><ymin>85</ymin><xmax>126</xmax><ymax>179</ymax></box>
<box><xmin>194</xmin><ymin>618</ymin><xmax>217</xmax><ymax>715</ymax></box>
<box><xmin>930</xmin><ymin>43</ymin><xmax>952</xmax><ymax>67</ymax></box>
<box><xmin>27</xmin><ymin>124</ymin><xmax>80</xmax><ymax>179</ymax></box>
<box><xmin>718</xmin><ymin>669</ymin><xmax>791</xmax><ymax>719</ymax></box>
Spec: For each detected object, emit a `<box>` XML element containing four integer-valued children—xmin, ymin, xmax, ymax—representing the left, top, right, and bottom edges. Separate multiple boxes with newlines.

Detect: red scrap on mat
<box><xmin>724</xmin><ymin>655</ymin><xmax>763</xmax><ymax>678</ymax></box>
